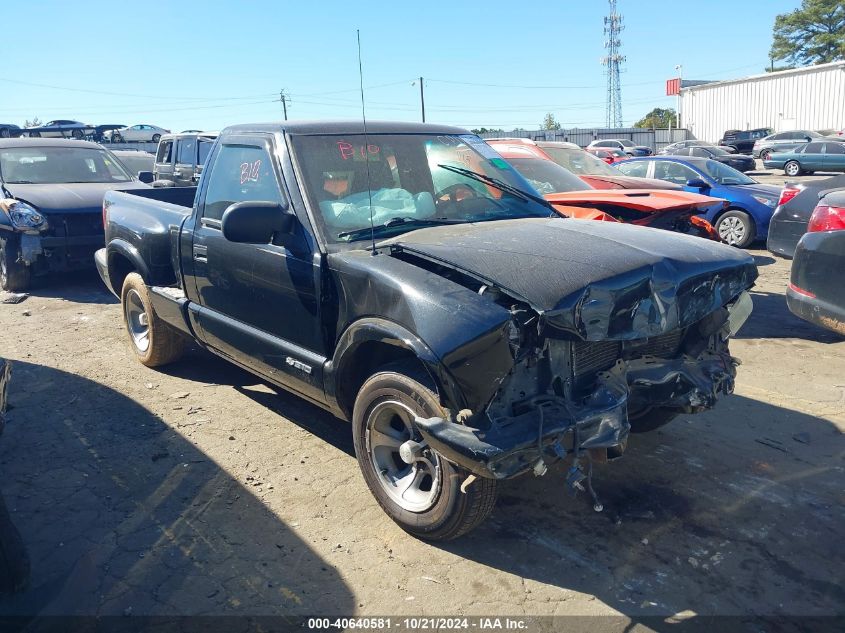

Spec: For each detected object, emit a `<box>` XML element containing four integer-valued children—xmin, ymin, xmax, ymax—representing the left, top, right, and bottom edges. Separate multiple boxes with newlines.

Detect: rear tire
<box><xmin>112</xmin><ymin>133</ymin><xmax>123</xmax><ymax>143</ymax></box>
<box><xmin>352</xmin><ymin>365</ymin><xmax>497</xmax><ymax>540</ymax></box>
<box><xmin>71</xmin><ymin>128</ymin><xmax>83</xmax><ymax>140</ymax></box>
<box><xmin>151</xmin><ymin>134</ymin><xmax>161</xmax><ymax>143</ymax></box>
<box><xmin>0</xmin><ymin>128</ymin><xmax>10</xmax><ymax>139</ymax></box>
<box><xmin>28</xmin><ymin>132</ymin><xmax>40</xmax><ymax>138</ymax></box>
<box><xmin>120</xmin><ymin>273</ymin><xmax>185</xmax><ymax>367</ymax></box>
<box><xmin>760</xmin><ymin>149</ymin><xmax>772</xmax><ymax>161</ymax></box>
<box><xmin>0</xmin><ymin>236</ymin><xmax>31</xmax><ymax>292</ymax></box>
<box><xmin>784</xmin><ymin>161</ymin><xmax>802</xmax><ymax>177</ymax></box>
<box><xmin>715</xmin><ymin>209</ymin><xmax>755</xmax><ymax>248</ymax></box>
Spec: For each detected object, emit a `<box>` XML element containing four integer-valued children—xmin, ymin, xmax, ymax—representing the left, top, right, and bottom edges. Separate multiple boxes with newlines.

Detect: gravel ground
<box><xmin>0</xmin><ymin>195</ymin><xmax>843</xmax><ymax>627</ymax></box>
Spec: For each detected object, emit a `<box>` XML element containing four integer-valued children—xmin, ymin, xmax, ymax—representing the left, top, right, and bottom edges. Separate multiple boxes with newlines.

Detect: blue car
<box><xmin>615</xmin><ymin>156</ymin><xmax>781</xmax><ymax>248</ymax></box>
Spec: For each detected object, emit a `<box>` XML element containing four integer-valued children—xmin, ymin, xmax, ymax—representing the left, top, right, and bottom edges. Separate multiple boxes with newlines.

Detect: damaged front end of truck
<box><xmin>379</xmin><ymin>221</ymin><xmax>758</xmax><ymax>491</ymax></box>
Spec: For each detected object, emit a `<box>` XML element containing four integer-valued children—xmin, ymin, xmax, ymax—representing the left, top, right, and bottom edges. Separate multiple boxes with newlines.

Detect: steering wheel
<box><xmin>436</xmin><ymin>183</ymin><xmax>480</xmax><ymax>205</ymax></box>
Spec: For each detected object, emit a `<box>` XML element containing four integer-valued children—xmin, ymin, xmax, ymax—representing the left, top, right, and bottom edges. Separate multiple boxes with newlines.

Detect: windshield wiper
<box><xmin>436</xmin><ymin>164</ymin><xmax>552</xmax><ymax>208</ymax></box>
<box><xmin>338</xmin><ymin>217</ymin><xmax>462</xmax><ymax>241</ymax></box>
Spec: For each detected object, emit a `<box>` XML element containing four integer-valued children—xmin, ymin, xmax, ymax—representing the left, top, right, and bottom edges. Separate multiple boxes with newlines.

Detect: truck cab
<box><xmin>151</xmin><ymin>132</ymin><xmax>217</xmax><ymax>187</ymax></box>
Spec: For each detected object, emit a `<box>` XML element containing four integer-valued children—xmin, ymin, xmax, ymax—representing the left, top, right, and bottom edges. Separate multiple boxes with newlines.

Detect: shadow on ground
<box><xmin>737</xmin><ymin>290</ymin><xmax>843</xmax><ymax>342</ymax></box>
<box><xmin>20</xmin><ymin>271</ymin><xmax>116</xmax><ymax>306</ymax></box>
<box><xmin>437</xmin><ymin>393</ymin><xmax>844</xmax><ymax>625</ymax></box>
<box><xmin>0</xmin><ymin>361</ymin><xmax>353</xmax><ymax>617</ymax></box>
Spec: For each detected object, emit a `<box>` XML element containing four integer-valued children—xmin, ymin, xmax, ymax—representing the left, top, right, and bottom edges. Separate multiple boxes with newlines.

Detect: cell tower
<box><xmin>601</xmin><ymin>0</ymin><xmax>625</xmax><ymax>128</ymax></box>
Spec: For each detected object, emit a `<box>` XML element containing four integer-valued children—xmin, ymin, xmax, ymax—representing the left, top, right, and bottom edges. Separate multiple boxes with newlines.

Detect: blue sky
<box><xmin>2</xmin><ymin>0</ymin><xmax>800</xmax><ymax>132</ymax></box>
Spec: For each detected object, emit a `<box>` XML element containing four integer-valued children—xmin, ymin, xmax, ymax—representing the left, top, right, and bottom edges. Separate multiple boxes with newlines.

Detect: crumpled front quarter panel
<box><xmin>327</xmin><ymin>251</ymin><xmax>516</xmax><ymax>411</ymax></box>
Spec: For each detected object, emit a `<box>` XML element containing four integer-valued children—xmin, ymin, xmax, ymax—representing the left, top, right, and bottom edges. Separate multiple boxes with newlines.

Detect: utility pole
<box><xmin>675</xmin><ymin>65</ymin><xmax>682</xmax><ymax>129</ymax></box>
<box><xmin>280</xmin><ymin>89</ymin><xmax>289</xmax><ymax>121</ymax></box>
<box><xmin>419</xmin><ymin>76</ymin><xmax>425</xmax><ymax>123</ymax></box>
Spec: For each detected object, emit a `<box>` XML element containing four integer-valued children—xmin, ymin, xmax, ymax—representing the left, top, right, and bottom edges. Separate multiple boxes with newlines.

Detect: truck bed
<box><xmin>102</xmin><ymin>187</ymin><xmax>198</xmax><ymax>287</ymax></box>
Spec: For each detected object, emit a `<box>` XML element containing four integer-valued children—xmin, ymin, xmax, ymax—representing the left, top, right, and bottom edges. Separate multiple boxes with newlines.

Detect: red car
<box><xmin>587</xmin><ymin>147</ymin><xmax>628</xmax><ymax>164</ymax></box>
<box><xmin>488</xmin><ymin>139</ymin><xmax>722</xmax><ymax>240</ymax></box>
<box><xmin>487</xmin><ymin>138</ymin><xmax>681</xmax><ymax>190</ymax></box>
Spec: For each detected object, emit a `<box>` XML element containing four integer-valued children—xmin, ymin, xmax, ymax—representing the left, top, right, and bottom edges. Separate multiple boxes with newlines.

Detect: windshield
<box><xmin>701</xmin><ymin>159</ymin><xmax>756</xmax><ymax>185</ymax></box>
<box><xmin>0</xmin><ymin>146</ymin><xmax>132</xmax><ymax>184</ymax></box>
<box><xmin>506</xmin><ymin>157</ymin><xmax>590</xmax><ymax>194</ymax></box>
<box><xmin>290</xmin><ymin>133</ymin><xmax>551</xmax><ymax>244</ymax></box>
<box><xmin>539</xmin><ymin>146</ymin><xmax>619</xmax><ymax>176</ymax></box>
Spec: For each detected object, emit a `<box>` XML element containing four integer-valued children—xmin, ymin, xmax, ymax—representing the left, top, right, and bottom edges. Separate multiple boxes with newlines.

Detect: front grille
<box><xmin>625</xmin><ymin>329</ymin><xmax>684</xmax><ymax>360</ymax></box>
<box><xmin>571</xmin><ymin>329</ymin><xmax>685</xmax><ymax>394</ymax></box>
<box><xmin>46</xmin><ymin>213</ymin><xmax>103</xmax><ymax>238</ymax></box>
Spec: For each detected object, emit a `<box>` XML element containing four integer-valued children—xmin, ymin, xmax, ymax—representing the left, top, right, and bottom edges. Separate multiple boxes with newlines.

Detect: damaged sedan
<box><xmin>96</xmin><ymin>122</ymin><xmax>757</xmax><ymax>539</ymax></box>
<box><xmin>0</xmin><ymin>138</ymin><xmax>148</xmax><ymax>291</ymax></box>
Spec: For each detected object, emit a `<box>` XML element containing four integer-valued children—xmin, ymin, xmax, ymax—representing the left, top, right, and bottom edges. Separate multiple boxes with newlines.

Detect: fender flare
<box><xmin>107</xmin><ymin>238</ymin><xmax>151</xmax><ymax>283</ymax></box>
<box><xmin>326</xmin><ymin>317</ymin><xmax>466</xmax><ymax>417</ymax></box>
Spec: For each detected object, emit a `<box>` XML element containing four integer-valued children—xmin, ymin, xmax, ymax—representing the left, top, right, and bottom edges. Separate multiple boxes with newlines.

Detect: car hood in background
<box><xmin>579</xmin><ymin>174</ymin><xmax>682</xmax><ymax>190</ymax></box>
<box><xmin>733</xmin><ymin>183</ymin><xmax>781</xmax><ymax>199</ymax></box>
<box><xmin>5</xmin><ymin>181</ymin><xmax>150</xmax><ymax>214</ymax></box>
<box><xmin>381</xmin><ymin>218</ymin><xmax>757</xmax><ymax>341</ymax></box>
<box><xmin>544</xmin><ymin>189</ymin><xmax>724</xmax><ymax>213</ymax></box>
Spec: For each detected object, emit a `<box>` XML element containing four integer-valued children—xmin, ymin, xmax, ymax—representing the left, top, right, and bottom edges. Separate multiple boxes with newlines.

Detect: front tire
<box><xmin>352</xmin><ymin>366</ymin><xmax>497</xmax><ymax>540</ymax></box>
<box><xmin>151</xmin><ymin>134</ymin><xmax>161</xmax><ymax>143</ymax></box>
<box><xmin>760</xmin><ymin>149</ymin><xmax>772</xmax><ymax>161</ymax></box>
<box><xmin>112</xmin><ymin>133</ymin><xmax>123</xmax><ymax>143</ymax></box>
<box><xmin>784</xmin><ymin>160</ymin><xmax>802</xmax><ymax>177</ymax></box>
<box><xmin>715</xmin><ymin>209</ymin><xmax>755</xmax><ymax>248</ymax></box>
<box><xmin>0</xmin><ymin>236</ymin><xmax>31</xmax><ymax>292</ymax></box>
<box><xmin>28</xmin><ymin>132</ymin><xmax>40</xmax><ymax>138</ymax></box>
<box><xmin>120</xmin><ymin>273</ymin><xmax>185</xmax><ymax>367</ymax></box>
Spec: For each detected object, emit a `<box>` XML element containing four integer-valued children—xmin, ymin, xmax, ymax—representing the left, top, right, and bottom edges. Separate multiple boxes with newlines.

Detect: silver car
<box><xmin>109</xmin><ymin>124</ymin><xmax>170</xmax><ymax>143</ymax></box>
<box><xmin>753</xmin><ymin>130</ymin><xmax>836</xmax><ymax>160</ymax></box>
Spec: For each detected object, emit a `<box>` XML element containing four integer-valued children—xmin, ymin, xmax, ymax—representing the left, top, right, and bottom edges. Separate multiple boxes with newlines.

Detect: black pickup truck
<box><xmin>96</xmin><ymin>121</ymin><xmax>757</xmax><ymax>540</ymax></box>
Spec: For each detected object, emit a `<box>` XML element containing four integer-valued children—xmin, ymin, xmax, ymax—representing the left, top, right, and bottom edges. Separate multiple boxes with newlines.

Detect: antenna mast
<box><xmin>357</xmin><ymin>30</ymin><xmax>376</xmax><ymax>255</ymax></box>
<box><xmin>601</xmin><ymin>0</ymin><xmax>625</xmax><ymax>128</ymax></box>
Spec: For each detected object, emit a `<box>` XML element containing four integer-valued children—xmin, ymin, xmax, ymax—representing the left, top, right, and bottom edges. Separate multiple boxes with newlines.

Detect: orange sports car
<box><xmin>488</xmin><ymin>139</ymin><xmax>723</xmax><ymax>239</ymax></box>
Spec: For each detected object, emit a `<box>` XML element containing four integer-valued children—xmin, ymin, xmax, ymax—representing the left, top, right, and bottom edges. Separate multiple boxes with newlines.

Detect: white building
<box><xmin>680</xmin><ymin>61</ymin><xmax>845</xmax><ymax>143</ymax></box>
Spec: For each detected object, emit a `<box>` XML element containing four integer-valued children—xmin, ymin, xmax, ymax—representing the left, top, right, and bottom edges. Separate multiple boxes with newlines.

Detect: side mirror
<box><xmin>221</xmin><ymin>201</ymin><xmax>294</xmax><ymax>244</ymax></box>
<box><xmin>686</xmin><ymin>178</ymin><xmax>710</xmax><ymax>190</ymax></box>
<box><xmin>137</xmin><ymin>171</ymin><xmax>154</xmax><ymax>184</ymax></box>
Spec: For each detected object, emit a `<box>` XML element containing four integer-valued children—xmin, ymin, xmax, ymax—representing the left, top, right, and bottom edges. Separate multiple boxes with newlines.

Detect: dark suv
<box><xmin>719</xmin><ymin>128</ymin><xmax>772</xmax><ymax>154</ymax></box>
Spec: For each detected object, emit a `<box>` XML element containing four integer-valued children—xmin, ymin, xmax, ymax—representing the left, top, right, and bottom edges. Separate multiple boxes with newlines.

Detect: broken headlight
<box><xmin>5</xmin><ymin>201</ymin><xmax>46</xmax><ymax>230</ymax></box>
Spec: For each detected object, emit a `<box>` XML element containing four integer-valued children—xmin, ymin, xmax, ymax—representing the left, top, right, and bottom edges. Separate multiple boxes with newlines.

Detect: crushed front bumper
<box><xmin>415</xmin><ymin>348</ymin><xmax>739</xmax><ymax>480</ymax></box>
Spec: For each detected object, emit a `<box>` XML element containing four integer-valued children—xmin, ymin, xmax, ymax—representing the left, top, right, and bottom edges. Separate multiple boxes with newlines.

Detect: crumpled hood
<box><xmin>5</xmin><ymin>181</ymin><xmax>149</xmax><ymax>215</ymax></box>
<box><xmin>382</xmin><ymin>218</ymin><xmax>757</xmax><ymax>341</ymax></box>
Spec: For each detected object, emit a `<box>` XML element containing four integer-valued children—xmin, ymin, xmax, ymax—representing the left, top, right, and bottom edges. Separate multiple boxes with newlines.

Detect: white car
<box><xmin>109</xmin><ymin>124</ymin><xmax>170</xmax><ymax>143</ymax></box>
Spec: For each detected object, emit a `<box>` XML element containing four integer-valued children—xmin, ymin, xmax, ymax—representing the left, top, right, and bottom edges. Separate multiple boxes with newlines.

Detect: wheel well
<box><xmin>108</xmin><ymin>252</ymin><xmax>136</xmax><ymax>294</ymax></box>
<box><xmin>335</xmin><ymin>341</ymin><xmax>432</xmax><ymax>420</ymax></box>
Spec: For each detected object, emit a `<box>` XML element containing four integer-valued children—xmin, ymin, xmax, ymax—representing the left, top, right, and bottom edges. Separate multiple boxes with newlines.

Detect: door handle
<box><xmin>192</xmin><ymin>245</ymin><xmax>208</xmax><ymax>262</ymax></box>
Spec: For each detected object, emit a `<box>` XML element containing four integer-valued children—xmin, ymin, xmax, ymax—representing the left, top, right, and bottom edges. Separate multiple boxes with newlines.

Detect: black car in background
<box><xmin>719</xmin><ymin>128</ymin><xmax>772</xmax><ymax>154</ymax></box>
<box><xmin>0</xmin><ymin>124</ymin><xmax>22</xmax><ymax>139</ymax></box>
<box><xmin>0</xmin><ymin>139</ymin><xmax>149</xmax><ymax>291</ymax></box>
<box><xmin>665</xmin><ymin>145</ymin><xmax>756</xmax><ymax>173</ymax></box>
<box><xmin>787</xmin><ymin>189</ymin><xmax>845</xmax><ymax>336</ymax></box>
<box><xmin>767</xmin><ymin>175</ymin><xmax>845</xmax><ymax>258</ymax></box>
<box><xmin>660</xmin><ymin>140</ymin><xmax>736</xmax><ymax>154</ymax></box>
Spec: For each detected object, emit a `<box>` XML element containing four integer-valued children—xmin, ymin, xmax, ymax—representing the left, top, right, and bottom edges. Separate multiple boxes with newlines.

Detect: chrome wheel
<box><xmin>124</xmin><ymin>288</ymin><xmax>150</xmax><ymax>352</ymax></box>
<box><xmin>718</xmin><ymin>215</ymin><xmax>747</xmax><ymax>245</ymax></box>
<box><xmin>785</xmin><ymin>161</ymin><xmax>801</xmax><ymax>177</ymax></box>
<box><xmin>365</xmin><ymin>399</ymin><xmax>441</xmax><ymax>513</ymax></box>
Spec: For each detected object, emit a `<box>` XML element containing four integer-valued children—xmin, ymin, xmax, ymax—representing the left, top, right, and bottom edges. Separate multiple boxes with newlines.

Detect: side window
<box><xmin>804</xmin><ymin>143</ymin><xmax>824</xmax><ymax>153</ymax></box>
<box><xmin>202</xmin><ymin>143</ymin><xmax>285</xmax><ymax>221</ymax></box>
<box><xmin>156</xmin><ymin>141</ymin><xmax>173</xmax><ymax>164</ymax></box>
<box><xmin>176</xmin><ymin>138</ymin><xmax>196</xmax><ymax>165</ymax></box>
<box><xmin>690</xmin><ymin>147</ymin><xmax>710</xmax><ymax>157</ymax></box>
<box><xmin>674</xmin><ymin>148</ymin><xmax>691</xmax><ymax>156</ymax></box>
<box><xmin>197</xmin><ymin>139</ymin><xmax>214</xmax><ymax>165</ymax></box>
<box><xmin>654</xmin><ymin>161</ymin><xmax>698</xmax><ymax>185</ymax></box>
<box><xmin>616</xmin><ymin>160</ymin><xmax>650</xmax><ymax>178</ymax></box>
<box><xmin>824</xmin><ymin>143</ymin><xmax>845</xmax><ymax>154</ymax></box>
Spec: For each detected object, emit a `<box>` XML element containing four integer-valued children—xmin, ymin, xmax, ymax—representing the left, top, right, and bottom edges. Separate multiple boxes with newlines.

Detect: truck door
<box><xmin>154</xmin><ymin>139</ymin><xmax>174</xmax><ymax>182</ymax></box>
<box><xmin>189</xmin><ymin>134</ymin><xmax>325</xmax><ymax>403</ymax></box>
<box><xmin>174</xmin><ymin>137</ymin><xmax>196</xmax><ymax>187</ymax></box>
